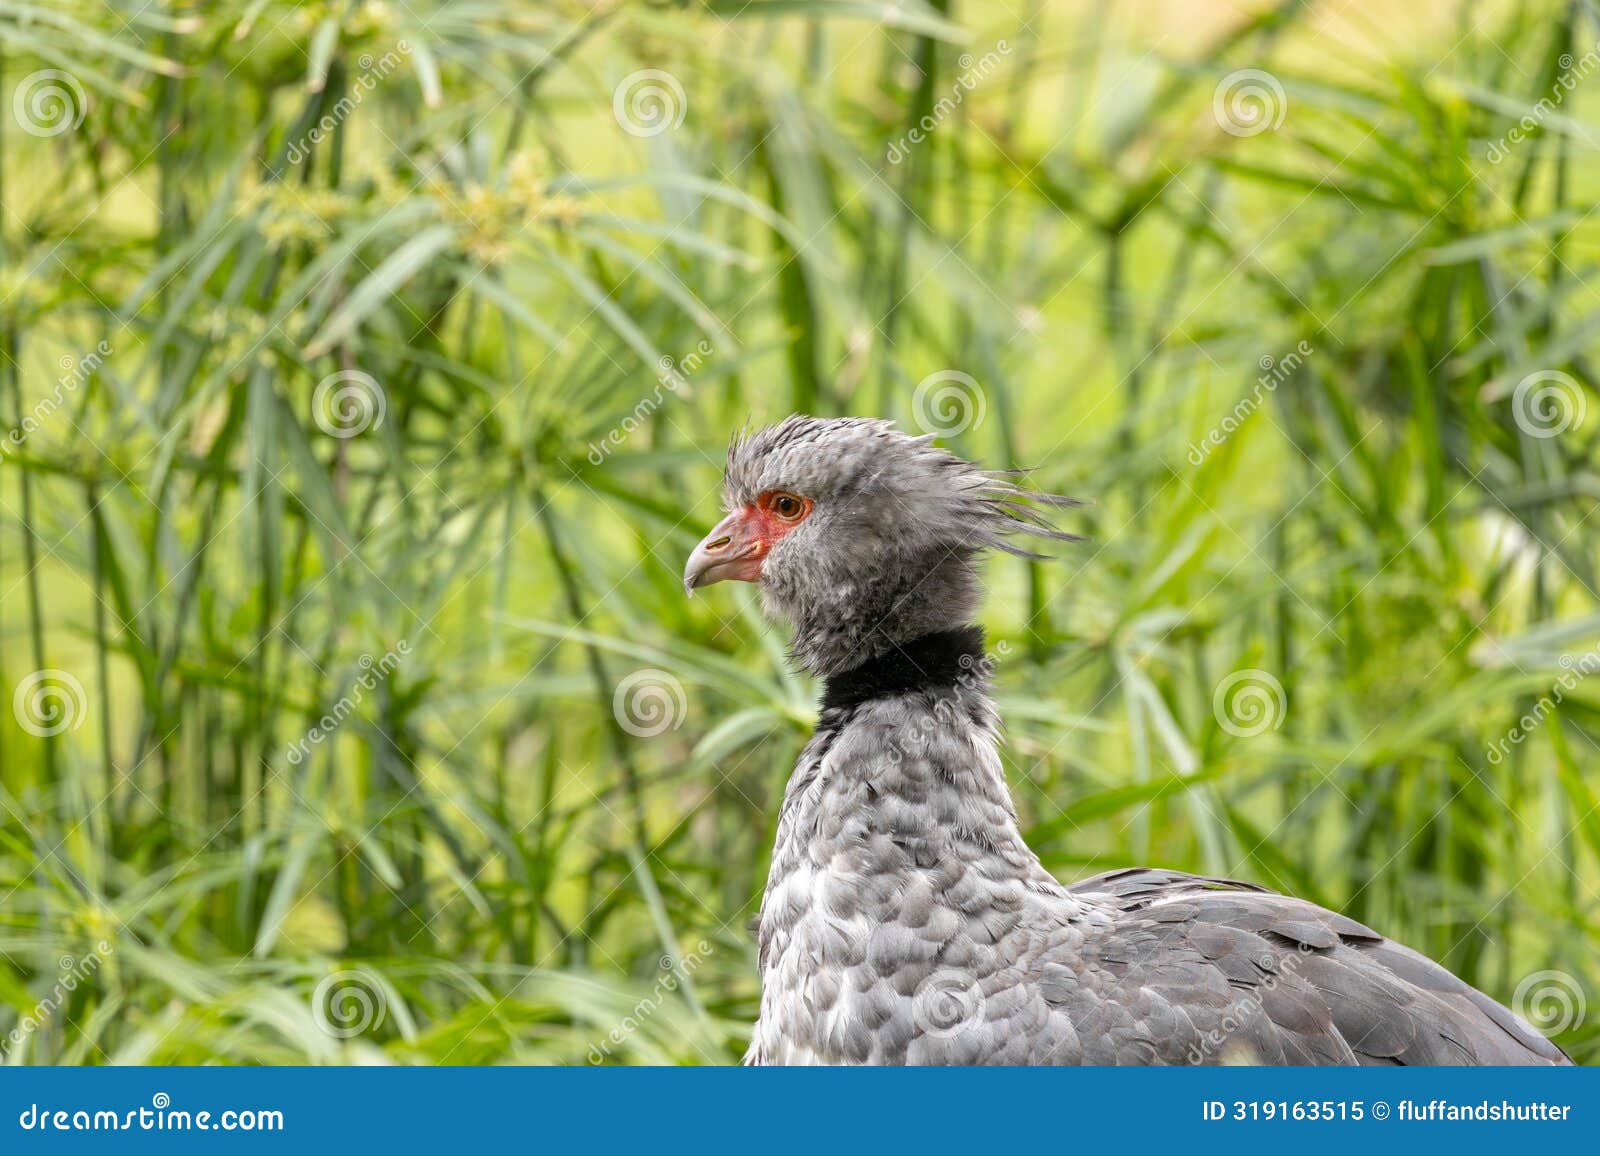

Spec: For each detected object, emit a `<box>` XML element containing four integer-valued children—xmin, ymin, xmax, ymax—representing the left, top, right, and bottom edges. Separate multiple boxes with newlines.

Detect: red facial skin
<box><xmin>741</xmin><ymin>491</ymin><xmax>815</xmax><ymax>570</ymax></box>
<box><xmin>684</xmin><ymin>491</ymin><xmax>813</xmax><ymax>589</ymax></box>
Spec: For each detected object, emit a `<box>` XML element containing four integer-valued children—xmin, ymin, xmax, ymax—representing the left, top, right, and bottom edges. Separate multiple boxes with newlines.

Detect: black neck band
<box><xmin>820</xmin><ymin>626</ymin><xmax>988</xmax><ymax>713</ymax></box>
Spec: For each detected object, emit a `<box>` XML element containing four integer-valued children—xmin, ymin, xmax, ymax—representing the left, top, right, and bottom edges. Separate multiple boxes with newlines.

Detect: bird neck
<box><xmin>776</xmin><ymin>549</ymin><xmax>981</xmax><ymax>677</ymax></box>
<box><xmin>777</xmin><ymin>625</ymin><xmax>1047</xmax><ymax>873</ymax></box>
<box><xmin>819</xmin><ymin>625</ymin><xmax>988</xmax><ymax>712</ymax></box>
<box><xmin>810</xmin><ymin>626</ymin><xmax>1020</xmax><ymax>830</ymax></box>
<box><xmin>757</xmin><ymin>626</ymin><xmax>1068</xmax><ymax>985</ymax></box>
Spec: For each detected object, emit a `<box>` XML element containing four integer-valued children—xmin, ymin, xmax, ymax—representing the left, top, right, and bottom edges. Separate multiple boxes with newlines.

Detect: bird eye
<box><xmin>767</xmin><ymin>492</ymin><xmax>808</xmax><ymax>520</ymax></box>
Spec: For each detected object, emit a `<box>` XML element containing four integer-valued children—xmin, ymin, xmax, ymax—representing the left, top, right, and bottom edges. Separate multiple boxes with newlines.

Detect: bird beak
<box><xmin>684</xmin><ymin>509</ymin><xmax>766</xmax><ymax>594</ymax></box>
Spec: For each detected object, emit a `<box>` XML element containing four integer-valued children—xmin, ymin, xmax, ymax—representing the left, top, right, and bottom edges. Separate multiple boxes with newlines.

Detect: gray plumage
<box><xmin>721</xmin><ymin>416</ymin><xmax>1079</xmax><ymax>678</ymax></box>
<box><xmin>691</xmin><ymin>416</ymin><xmax>1569</xmax><ymax>1067</ymax></box>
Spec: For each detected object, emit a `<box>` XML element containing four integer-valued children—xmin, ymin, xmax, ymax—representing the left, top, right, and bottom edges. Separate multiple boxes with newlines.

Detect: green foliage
<box><xmin>1</xmin><ymin>0</ymin><xmax>1597</xmax><ymax>1064</ymax></box>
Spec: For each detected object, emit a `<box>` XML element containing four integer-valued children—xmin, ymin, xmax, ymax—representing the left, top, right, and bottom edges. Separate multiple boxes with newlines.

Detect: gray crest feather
<box><xmin>724</xmin><ymin>414</ymin><xmax>1082</xmax><ymax>558</ymax></box>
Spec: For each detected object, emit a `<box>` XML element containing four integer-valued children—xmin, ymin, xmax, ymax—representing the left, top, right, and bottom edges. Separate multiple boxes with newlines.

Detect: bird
<box><xmin>682</xmin><ymin>415</ymin><xmax>1571</xmax><ymax>1066</ymax></box>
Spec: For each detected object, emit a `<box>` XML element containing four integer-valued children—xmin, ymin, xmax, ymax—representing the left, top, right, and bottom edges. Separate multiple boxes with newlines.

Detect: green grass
<box><xmin>1</xmin><ymin>0</ymin><xmax>1598</xmax><ymax>1064</ymax></box>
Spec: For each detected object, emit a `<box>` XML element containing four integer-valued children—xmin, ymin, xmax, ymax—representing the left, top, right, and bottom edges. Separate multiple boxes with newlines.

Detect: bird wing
<box><xmin>1032</xmin><ymin>868</ymin><xmax>1570</xmax><ymax>1066</ymax></box>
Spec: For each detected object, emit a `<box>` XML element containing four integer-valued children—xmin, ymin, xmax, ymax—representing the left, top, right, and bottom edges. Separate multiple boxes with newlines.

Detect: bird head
<box><xmin>684</xmin><ymin>416</ymin><xmax>1079</xmax><ymax>676</ymax></box>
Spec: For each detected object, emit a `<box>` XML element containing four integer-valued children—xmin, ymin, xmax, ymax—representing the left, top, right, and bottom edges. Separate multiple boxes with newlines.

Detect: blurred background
<box><xmin>2</xmin><ymin>0</ymin><xmax>1598</xmax><ymax>1065</ymax></box>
